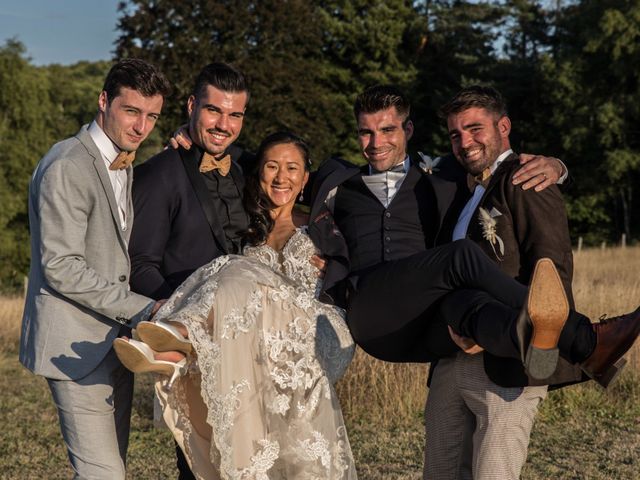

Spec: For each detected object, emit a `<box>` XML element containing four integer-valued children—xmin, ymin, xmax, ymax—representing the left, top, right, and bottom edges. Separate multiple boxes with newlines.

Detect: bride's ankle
<box><xmin>166</xmin><ymin>321</ymin><xmax>189</xmax><ymax>339</ymax></box>
<box><xmin>155</xmin><ymin>350</ymin><xmax>186</xmax><ymax>363</ymax></box>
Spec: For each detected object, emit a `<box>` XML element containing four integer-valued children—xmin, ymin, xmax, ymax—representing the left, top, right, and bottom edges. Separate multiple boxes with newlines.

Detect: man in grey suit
<box><xmin>19</xmin><ymin>58</ymin><xmax>172</xmax><ymax>479</ymax></box>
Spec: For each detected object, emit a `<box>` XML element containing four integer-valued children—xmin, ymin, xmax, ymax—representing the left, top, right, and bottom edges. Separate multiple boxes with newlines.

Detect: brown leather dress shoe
<box><xmin>581</xmin><ymin>306</ymin><xmax>640</xmax><ymax>387</ymax></box>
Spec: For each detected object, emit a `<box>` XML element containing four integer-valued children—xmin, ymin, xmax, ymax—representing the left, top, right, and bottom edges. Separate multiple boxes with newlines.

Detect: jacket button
<box><xmin>119</xmin><ymin>275</ymin><xmax>127</xmax><ymax>282</ymax></box>
<box><xmin>385</xmin><ymin>212</ymin><xmax>391</xmax><ymax>218</ymax></box>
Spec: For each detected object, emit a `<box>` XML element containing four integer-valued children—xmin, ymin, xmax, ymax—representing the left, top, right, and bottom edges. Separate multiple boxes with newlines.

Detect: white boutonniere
<box><xmin>478</xmin><ymin>206</ymin><xmax>505</xmax><ymax>260</ymax></box>
<box><xmin>417</xmin><ymin>152</ymin><xmax>441</xmax><ymax>174</ymax></box>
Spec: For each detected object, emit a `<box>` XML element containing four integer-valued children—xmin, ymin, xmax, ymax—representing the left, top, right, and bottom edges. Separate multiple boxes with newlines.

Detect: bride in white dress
<box><xmin>115</xmin><ymin>132</ymin><xmax>356</xmax><ymax>479</ymax></box>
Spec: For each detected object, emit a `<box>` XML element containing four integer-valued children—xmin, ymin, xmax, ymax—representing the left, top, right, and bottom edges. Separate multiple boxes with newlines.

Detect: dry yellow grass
<box><xmin>2</xmin><ymin>245</ymin><xmax>639</xmax><ymax>427</ymax></box>
<box><xmin>573</xmin><ymin>245</ymin><xmax>640</xmax><ymax>369</ymax></box>
<box><xmin>0</xmin><ymin>295</ymin><xmax>23</xmax><ymax>353</ymax></box>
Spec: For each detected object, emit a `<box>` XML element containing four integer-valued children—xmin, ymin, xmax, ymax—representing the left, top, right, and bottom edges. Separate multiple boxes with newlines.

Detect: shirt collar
<box><xmin>368</xmin><ymin>155</ymin><xmax>410</xmax><ymax>175</ymax></box>
<box><xmin>490</xmin><ymin>149</ymin><xmax>513</xmax><ymax>175</ymax></box>
<box><xmin>88</xmin><ymin>120</ymin><xmax>121</xmax><ymax>164</ymax></box>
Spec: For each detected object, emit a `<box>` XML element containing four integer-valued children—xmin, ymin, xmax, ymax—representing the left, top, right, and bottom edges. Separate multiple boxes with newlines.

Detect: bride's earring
<box><xmin>298</xmin><ymin>191</ymin><xmax>304</xmax><ymax>202</ymax></box>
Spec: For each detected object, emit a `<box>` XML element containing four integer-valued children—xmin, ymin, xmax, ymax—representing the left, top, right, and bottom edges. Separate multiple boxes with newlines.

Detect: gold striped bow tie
<box><xmin>199</xmin><ymin>153</ymin><xmax>231</xmax><ymax>176</ymax></box>
<box><xmin>109</xmin><ymin>150</ymin><xmax>136</xmax><ymax>170</ymax></box>
<box><xmin>467</xmin><ymin>167</ymin><xmax>492</xmax><ymax>192</ymax></box>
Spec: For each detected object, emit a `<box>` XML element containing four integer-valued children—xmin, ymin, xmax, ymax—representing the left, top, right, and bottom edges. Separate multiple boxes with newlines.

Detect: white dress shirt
<box><xmin>452</xmin><ymin>149</ymin><xmax>514</xmax><ymax>241</ymax></box>
<box><xmin>88</xmin><ymin>121</ymin><xmax>128</xmax><ymax>231</ymax></box>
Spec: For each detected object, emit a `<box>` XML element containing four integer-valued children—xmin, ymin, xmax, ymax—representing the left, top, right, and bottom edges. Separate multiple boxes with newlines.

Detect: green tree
<box><xmin>536</xmin><ymin>0</ymin><xmax>640</xmax><ymax>243</ymax></box>
<box><xmin>0</xmin><ymin>39</ymin><xmax>55</xmax><ymax>290</ymax></box>
<box><xmin>115</xmin><ymin>0</ymin><xmax>423</xmax><ymax>164</ymax></box>
<box><xmin>410</xmin><ymin>0</ymin><xmax>506</xmax><ymax>154</ymax></box>
<box><xmin>116</xmin><ymin>0</ymin><xmax>340</xmax><ymax>164</ymax></box>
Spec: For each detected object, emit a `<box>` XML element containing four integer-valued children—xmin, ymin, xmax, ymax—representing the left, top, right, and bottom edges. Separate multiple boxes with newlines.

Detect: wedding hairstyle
<box><xmin>243</xmin><ymin>131</ymin><xmax>311</xmax><ymax>247</ymax></box>
<box><xmin>353</xmin><ymin>85</ymin><xmax>411</xmax><ymax>125</ymax></box>
<box><xmin>102</xmin><ymin>58</ymin><xmax>172</xmax><ymax>104</ymax></box>
<box><xmin>192</xmin><ymin>62</ymin><xmax>250</xmax><ymax>104</ymax></box>
<box><xmin>439</xmin><ymin>85</ymin><xmax>508</xmax><ymax>119</ymax></box>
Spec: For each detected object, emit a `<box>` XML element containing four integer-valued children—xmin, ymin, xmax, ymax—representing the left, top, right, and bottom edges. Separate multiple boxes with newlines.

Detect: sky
<box><xmin>0</xmin><ymin>0</ymin><xmax>121</xmax><ymax>65</ymax></box>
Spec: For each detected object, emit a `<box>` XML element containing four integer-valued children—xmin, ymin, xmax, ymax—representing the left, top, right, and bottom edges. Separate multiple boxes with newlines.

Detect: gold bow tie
<box><xmin>467</xmin><ymin>167</ymin><xmax>492</xmax><ymax>192</ymax></box>
<box><xmin>199</xmin><ymin>153</ymin><xmax>231</xmax><ymax>176</ymax></box>
<box><xmin>109</xmin><ymin>150</ymin><xmax>136</xmax><ymax>170</ymax></box>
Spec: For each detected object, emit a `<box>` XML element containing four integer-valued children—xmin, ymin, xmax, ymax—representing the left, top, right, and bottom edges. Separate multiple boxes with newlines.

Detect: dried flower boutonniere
<box><xmin>417</xmin><ymin>152</ymin><xmax>441</xmax><ymax>174</ymax></box>
<box><xmin>478</xmin><ymin>206</ymin><xmax>505</xmax><ymax>260</ymax></box>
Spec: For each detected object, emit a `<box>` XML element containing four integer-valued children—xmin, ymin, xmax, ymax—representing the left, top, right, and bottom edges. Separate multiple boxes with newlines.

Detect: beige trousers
<box><xmin>423</xmin><ymin>352</ymin><xmax>547</xmax><ymax>480</ymax></box>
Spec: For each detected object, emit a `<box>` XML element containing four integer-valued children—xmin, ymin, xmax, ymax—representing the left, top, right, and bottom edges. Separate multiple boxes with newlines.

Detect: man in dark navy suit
<box><xmin>128</xmin><ymin>62</ymin><xmax>254</xmax><ymax>480</ymax></box>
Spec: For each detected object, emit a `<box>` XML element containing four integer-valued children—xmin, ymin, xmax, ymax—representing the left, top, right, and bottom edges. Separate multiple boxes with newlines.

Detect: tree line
<box><xmin>0</xmin><ymin>0</ymin><xmax>638</xmax><ymax>291</ymax></box>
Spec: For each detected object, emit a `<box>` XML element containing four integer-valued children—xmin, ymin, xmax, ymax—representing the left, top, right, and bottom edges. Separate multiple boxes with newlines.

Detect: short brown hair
<box><xmin>103</xmin><ymin>58</ymin><xmax>172</xmax><ymax>103</ymax></box>
<box><xmin>354</xmin><ymin>85</ymin><xmax>411</xmax><ymax>123</ymax></box>
<box><xmin>192</xmin><ymin>62</ymin><xmax>250</xmax><ymax>105</ymax></box>
<box><xmin>439</xmin><ymin>85</ymin><xmax>507</xmax><ymax>119</ymax></box>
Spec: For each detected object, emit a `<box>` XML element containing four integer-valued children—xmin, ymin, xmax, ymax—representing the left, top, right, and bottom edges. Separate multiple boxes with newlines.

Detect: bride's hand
<box><xmin>310</xmin><ymin>254</ymin><xmax>327</xmax><ymax>278</ymax></box>
<box><xmin>150</xmin><ymin>299</ymin><xmax>167</xmax><ymax>318</ymax></box>
<box><xmin>448</xmin><ymin>326</ymin><xmax>484</xmax><ymax>354</ymax></box>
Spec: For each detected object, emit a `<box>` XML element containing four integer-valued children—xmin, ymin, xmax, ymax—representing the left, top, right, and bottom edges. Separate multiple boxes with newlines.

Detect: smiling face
<box><xmin>357</xmin><ymin>106</ymin><xmax>413</xmax><ymax>172</ymax></box>
<box><xmin>97</xmin><ymin>87</ymin><xmax>164</xmax><ymax>152</ymax></box>
<box><xmin>187</xmin><ymin>84</ymin><xmax>248</xmax><ymax>157</ymax></box>
<box><xmin>447</xmin><ymin>106</ymin><xmax>511</xmax><ymax>175</ymax></box>
<box><xmin>259</xmin><ymin>143</ymin><xmax>309</xmax><ymax>210</ymax></box>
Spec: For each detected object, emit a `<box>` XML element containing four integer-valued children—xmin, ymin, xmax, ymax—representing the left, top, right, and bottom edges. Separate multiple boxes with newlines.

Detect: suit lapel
<box><xmin>310</xmin><ymin>163</ymin><xmax>361</xmax><ymax>220</ymax></box>
<box><xmin>77</xmin><ymin>127</ymin><xmax>128</xmax><ymax>248</ymax></box>
<box><xmin>479</xmin><ymin>153</ymin><xmax>518</xmax><ymax>205</ymax></box>
<box><xmin>467</xmin><ymin>154</ymin><xmax>519</xmax><ymax>245</ymax></box>
<box><xmin>179</xmin><ymin>147</ymin><xmax>229</xmax><ymax>254</ymax></box>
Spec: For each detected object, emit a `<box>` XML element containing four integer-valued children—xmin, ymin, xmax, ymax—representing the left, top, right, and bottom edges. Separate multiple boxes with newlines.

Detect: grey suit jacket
<box><xmin>20</xmin><ymin>124</ymin><xmax>153</xmax><ymax>381</ymax></box>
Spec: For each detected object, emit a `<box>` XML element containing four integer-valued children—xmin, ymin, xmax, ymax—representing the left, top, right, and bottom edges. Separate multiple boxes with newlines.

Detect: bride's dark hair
<box><xmin>243</xmin><ymin>131</ymin><xmax>311</xmax><ymax>246</ymax></box>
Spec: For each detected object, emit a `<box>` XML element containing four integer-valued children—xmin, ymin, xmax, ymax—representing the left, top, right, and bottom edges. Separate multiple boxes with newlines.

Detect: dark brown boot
<box><xmin>581</xmin><ymin>307</ymin><xmax>640</xmax><ymax>387</ymax></box>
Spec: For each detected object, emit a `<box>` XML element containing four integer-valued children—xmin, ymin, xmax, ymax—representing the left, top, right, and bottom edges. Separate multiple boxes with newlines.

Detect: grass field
<box><xmin>1</xmin><ymin>246</ymin><xmax>639</xmax><ymax>478</ymax></box>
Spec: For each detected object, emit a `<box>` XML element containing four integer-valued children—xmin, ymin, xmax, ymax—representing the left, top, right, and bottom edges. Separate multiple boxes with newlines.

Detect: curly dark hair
<box><xmin>243</xmin><ymin>132</ymin><xmax>311</xmax><ymax>247</ymax></box>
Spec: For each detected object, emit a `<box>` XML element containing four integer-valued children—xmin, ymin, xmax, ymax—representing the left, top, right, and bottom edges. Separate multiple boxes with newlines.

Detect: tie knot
<box><xmin>371</xmin><ymin>162</ymin><xmax>405</xmax><ymax>175</ymax></box>
<box><xmin>200</xmin><ymin>153</ymin><xmax>231</xmax><ymax>176</ymax></box>
<box><xmin>466</xmin><ymin>167</ymin><xmax>492</xmax><ymax>192</ymax></box>
<box><xmin>109</xmin><ymin>151</ymin><xmax>136</xmax><ymax>170</ymax></box>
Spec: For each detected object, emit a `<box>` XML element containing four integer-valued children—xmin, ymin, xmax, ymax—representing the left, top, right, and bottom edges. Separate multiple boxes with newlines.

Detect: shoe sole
<box><xmin>525</xmin><ymin>258</ymin><xmax>569</xmax><ymax>379</ymax></box>
<box><xmin>136</xmin><ymin>322</ymin><xmax>193</xmax><ymax>355</ymax></box>
<box><xmin>113</xmin><ymin>338</ymin><xmax>175</xmax><ymax>376</ymax></box>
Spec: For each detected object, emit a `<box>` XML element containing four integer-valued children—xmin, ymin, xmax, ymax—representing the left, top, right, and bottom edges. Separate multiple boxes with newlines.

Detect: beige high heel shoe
<box><xmin>136</xmin><ymin>320</ymin><xmax>192</xmax><ymax>355</ymax></box>
<box><xmin>113</xmin><ymin>338</ymin><xmax>187</xmax><ymax>390</ymax></box>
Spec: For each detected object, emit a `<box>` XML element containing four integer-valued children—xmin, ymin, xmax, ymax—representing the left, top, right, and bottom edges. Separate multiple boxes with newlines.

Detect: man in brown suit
<box><xmin>424</xmin><ymin>86</ymin><xmax>587</xmax><ymax>479</ymax></box>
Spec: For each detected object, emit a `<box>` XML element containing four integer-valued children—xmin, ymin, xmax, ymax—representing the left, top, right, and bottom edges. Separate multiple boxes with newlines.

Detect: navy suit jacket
<box><xmin>129</xmin><ymin>144</ymin><xmax>253</xmax><ymax>299</ymax></box>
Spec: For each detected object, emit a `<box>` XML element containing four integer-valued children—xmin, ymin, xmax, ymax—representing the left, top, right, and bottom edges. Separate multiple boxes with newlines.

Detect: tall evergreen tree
<box><xmin>410</xmin><ymin>0</ymin><xmax>506</xmax><ymax>154</ymax></box>
<box><xmin>537</xmin><ymin>0</ymin><xmax>640</xmax><ymax>243</ymax></box>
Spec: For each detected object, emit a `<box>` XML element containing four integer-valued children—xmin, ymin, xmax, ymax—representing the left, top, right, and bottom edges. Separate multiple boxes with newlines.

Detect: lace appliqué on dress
<box><xmin>155</xmin><ymin>229</ymin><xmax>356</xmax><ymax>480</ymax></box>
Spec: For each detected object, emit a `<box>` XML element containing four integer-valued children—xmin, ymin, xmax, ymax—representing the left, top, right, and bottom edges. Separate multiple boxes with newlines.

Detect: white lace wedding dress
<box><xmin>154</xmin><ymin>228</ymin><xmax>357</xmax><ymax>479</ymax></box>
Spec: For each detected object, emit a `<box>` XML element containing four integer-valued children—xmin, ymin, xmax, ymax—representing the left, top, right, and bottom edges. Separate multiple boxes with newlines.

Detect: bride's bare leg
<box><xmin>165</xmin><ymin>321</ymin><xmax>189</xmax><ymax>338</ymax></box>
<box><xmin>155</xmin><ymin>350</ymin><xmax>186</xmax><ymax>363</ymax></box>
<box><xmin>164</xmin><ymin>308</ymin><xmax>215</xmax><ymax>339</ymax></box>
<box><xmin>184</xmin><ymin>374</ymin><xmax>213</xmax><ymax>442</ymax></box>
